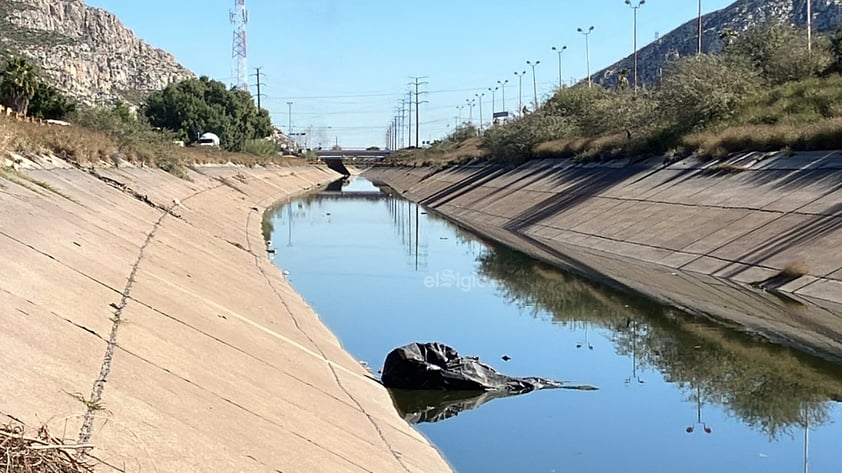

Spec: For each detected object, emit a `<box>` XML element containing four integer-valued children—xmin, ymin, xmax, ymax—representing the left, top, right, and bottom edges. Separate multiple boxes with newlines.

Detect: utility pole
<box><xmin>251</xmin><ymin>67</ymin><xmax>266</xmax><ymax>109</ymax></box>
<box><xmin>286</xmin><ymin>101</ymin><xmax>293</xmax><ymax>141</ymax></box>
<box><xmin>466</xmin><ymin>98</ymin><xmax>475</xmax><ymax>128</ymax></box>
<box><xmin>475</xmin><ymin>92</ymin><xmax>485</xmax><ymax>134</ymax></box>
<box><xmin>406</xmin><ymin>90</ymin><xmax>412</xmax><ymax>148</ymax></box>
<box><xmin>410</xmin><ymin>76</ymin><xmax>429</xmax><ymax>148</ymax></box>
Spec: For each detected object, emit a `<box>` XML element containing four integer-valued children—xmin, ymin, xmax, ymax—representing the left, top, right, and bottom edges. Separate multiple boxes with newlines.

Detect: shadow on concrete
<box><xmin>419</xmin><ymin>166</ymin><xmax>507</xmax><ymax>208</ymax></box>
<box><xmin>504</xmin><ymin>166</ymin><xmax>644</xmax><ymax>233</ymax></box>
<box><xmin>720</xmin><ymin>202</ymin><xmax>842</xmax><ymax>278</ymax></box>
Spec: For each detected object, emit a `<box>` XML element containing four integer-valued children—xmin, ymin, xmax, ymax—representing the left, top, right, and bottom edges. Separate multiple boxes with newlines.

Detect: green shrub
<box><xmin>243</xmin><ymin>139</ymin><xmax>277</xmax><ymax>156</ymax></box>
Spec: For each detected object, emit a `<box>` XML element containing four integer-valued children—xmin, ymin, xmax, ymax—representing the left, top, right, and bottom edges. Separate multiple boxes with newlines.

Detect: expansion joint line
<box><xmin>246</xmin><ymin>197</ymin><xmax>412</xmax><ymax>473</ymax></box>
<box><xmin>77</xmin><ymin>203</ymin><xmax>177</xmax><ymax>451</ymax></box>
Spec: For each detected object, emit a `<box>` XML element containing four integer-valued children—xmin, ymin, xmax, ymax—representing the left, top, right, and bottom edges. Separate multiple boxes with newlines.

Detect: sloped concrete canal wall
<box><xmin>0</xmin><ymin>159</ymin><xmax>452</xmax><ymax>473</ymax></box>
<box><xmin>366</xmin><ymin>151</ymin><xmax>842</xmax><ymax>362</ymax></box>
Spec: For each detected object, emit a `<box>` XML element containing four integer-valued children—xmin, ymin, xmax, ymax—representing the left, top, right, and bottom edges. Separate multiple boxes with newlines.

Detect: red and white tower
<box><xmin>230</xmin><ymin>0</ymin><xmax>248</xmax><ymax>92</ymax></box>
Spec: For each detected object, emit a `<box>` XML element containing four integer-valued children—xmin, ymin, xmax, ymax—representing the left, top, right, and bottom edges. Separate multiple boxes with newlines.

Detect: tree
<box><xmin>725</xmin><ymin>21</ymin><xmax>832</xmax><ymax>85</ymax></box>
<box><xmin>28</xmin><ymin>82</ymin><xmax>76</xmax><ymax>120</ymax></box>
<box><xmin>143</xmin><ymin>76</ymin><xmax>273</xmax><ymax>152</ymax></box>
<box><xmin>658</xmin><ymin>54</ymin><xmax>760</xmax><ymax>131</ymax></box>
<box><xmin>0</xmin><ymin>56</ymin><xmax>38</xmax><ymax>115</ymax></box>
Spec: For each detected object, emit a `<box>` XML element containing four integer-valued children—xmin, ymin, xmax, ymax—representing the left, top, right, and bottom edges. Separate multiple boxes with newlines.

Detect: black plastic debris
<box><xmin>381</xmin><ymin>342</ymin><xmax>564</xmax><ymax>393</ymax></box>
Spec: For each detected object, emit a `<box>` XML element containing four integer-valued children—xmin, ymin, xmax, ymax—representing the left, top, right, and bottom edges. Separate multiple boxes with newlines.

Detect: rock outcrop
<box><xmin>593</xmin><ymin>0</ymin><xmax>842</xmax><ymax>88</ymax></box>
<box><xmin>0</xmin><ymin>0</ymin><xmax>194</xmax><ymax>105</ymax></box>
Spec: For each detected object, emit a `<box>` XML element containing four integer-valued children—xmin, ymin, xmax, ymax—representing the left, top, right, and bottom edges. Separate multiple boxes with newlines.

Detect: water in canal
<box><xmin>266</xmin><ymin>176</ymin><xmax>842</xmax><ymax>473</ymax></box>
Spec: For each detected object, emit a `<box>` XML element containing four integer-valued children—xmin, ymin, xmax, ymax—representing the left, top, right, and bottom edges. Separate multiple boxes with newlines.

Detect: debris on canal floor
<box><xmin>381</xmin><ymin>342</ymin><xmax>581</xmax><ymax>393</ymax></box>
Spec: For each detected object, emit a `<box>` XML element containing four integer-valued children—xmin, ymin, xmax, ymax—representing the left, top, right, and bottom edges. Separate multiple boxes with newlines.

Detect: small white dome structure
<box><xmin>198</xmin><ymin>132</ymin><xmax>220</xmax><ymax>147</ymax></box>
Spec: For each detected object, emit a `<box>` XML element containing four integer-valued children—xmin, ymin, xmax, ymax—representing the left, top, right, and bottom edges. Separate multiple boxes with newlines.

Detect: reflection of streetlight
<box><xmin>513</xmin><ymin>70</ymin><xmax>527</xmax><ymax>115</ymax></box>
<box><xmin>551</xmin><ymin>45</ymin><xmax>567</xmax><ymax>89</ymax></box>
<box><xmin>526</xmin><ymin>60</ymin><xmax>540</xmax><ymax>111</ymax></box>
<box><xmin>686</xmin><ymin>384</ymin><xmax>712</xmax><ymax>434</ymax></box>
<box><xmin>625</xmin><ymin>319</ymin><xmax>644</xmax><ymax>384</ymax></box>
<box><xmin>577</xmin><ymin>26</ymin><xmax>595</xmax><ymax>88</ymax></box>
<box><xmin>576</xmin><ymin>324</ymin><xmax>593</xmax><ymax>350</ymax></box>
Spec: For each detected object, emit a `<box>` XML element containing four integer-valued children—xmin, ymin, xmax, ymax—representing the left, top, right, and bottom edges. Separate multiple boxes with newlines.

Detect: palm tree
<box><xmin>0</xmin><ymin>56</ymin><xmax>38</xmax><ymax>115</ymax></box>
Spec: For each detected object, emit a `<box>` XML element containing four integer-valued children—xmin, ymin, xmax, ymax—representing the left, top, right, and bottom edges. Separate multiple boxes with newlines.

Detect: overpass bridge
<box><xmin>318</xmin><ymin>149</ymin><xmax>392</xmax><ymax>176</ymax></box>
<box><xmin>316</xmin><ymin>149</ymin><xmax>392</xmax><ymax>161</ymax></box>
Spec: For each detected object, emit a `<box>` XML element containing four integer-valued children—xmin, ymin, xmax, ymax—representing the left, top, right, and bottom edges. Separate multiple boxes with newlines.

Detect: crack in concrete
<box><xmin>77</xmin><ymin>204</ymin><xmax>176</xmax><ymax>448</ymax></box>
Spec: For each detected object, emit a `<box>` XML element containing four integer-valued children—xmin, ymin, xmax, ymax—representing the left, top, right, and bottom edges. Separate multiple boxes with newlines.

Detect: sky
<box><xmin>85</xmin><ymin>0</ymin><xmax>735</xmax><ymax>148</ymax></box>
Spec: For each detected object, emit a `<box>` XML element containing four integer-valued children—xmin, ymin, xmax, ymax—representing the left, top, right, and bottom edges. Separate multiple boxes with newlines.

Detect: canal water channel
<box><xmin>266</xmin><ymin>176</ymin><xmax>842</xmax><ymax>473</ymax></box>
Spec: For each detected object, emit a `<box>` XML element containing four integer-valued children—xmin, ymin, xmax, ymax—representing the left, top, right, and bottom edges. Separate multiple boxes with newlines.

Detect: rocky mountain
<box><xmin>0</xmin><ymin>0</ymin><xmax>194</xmax><ymax>105</ymax></box>
<box><xmin>593</xmin><ymin>0</ymin><xmax>842</xmax><ymax>88</ymax></box>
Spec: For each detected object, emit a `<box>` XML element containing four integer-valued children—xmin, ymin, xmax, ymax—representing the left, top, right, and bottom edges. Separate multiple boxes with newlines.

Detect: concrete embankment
<box><xmin>0</xmin><ymin>159</ymin><xmax>451</xmax><ymax>472</ymax></box>
<box><xmin>366</xmin><ymin>151</ymin><xmax>842</xmax><ymax>362</ymax></box>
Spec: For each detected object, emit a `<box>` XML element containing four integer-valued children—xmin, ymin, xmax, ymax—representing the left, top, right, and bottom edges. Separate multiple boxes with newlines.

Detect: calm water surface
<box><xmin>267</xmin><ymin>177</ymin><xmax>842</xmax><ymax>473</ymax></box>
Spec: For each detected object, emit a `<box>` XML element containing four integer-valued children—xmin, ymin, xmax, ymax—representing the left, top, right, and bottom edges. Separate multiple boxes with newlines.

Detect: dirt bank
<box><xmin>365</xmin><ymin>151</ymin><xmax>842</xmax><ymax>362</ymax></box>
<box><xmin>0</xmin><ymin>159</ymin><xmax>451</xmax><ymax>472</ymax></box>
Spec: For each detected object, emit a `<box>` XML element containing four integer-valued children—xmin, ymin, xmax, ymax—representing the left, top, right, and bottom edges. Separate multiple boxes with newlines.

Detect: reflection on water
<box><xmin>479</xmin><ymin>247</ymin><xmax>838</xmax><ymax>441</ymax></box>
<box><xmin>268</xmin><ymin>177</ymin><xmax>842</xmax><ymax>473</ymax></box>
<box><xmin>390</xmin><ymin>389</ymin><xmax>516</xmax><ymax>424</ymax></box>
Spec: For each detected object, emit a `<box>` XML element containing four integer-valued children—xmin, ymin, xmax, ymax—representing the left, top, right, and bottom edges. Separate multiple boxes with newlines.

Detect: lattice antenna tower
<box><xmin>230</xmin><ymin>0</ymin><xmax>249</xmax><ymax>92</ymax></box>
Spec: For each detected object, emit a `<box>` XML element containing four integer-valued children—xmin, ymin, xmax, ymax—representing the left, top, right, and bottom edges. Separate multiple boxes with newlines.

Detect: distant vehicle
<box><xmin>366</xmin><ymin>146</ymin><xmax>380</xmax><ymax>151</ymax></box>
<box><xmin>197</xmin><ymin>132</ymin><xmax>220</xmax><ymax>147</ymax></box>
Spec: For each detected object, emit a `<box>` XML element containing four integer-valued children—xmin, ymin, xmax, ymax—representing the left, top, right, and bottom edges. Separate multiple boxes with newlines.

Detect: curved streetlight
<box><xmin>686</xmin><ymin>384</ymin><xmax>713</xmax><ymax>434</ymax></box>
<box><xmin>526</xmin><ymin>60</ymin><xmax>540</xmax><ymax>112</ymax></box>
<box><xmin>577</xmin><ymin>26</ymin><xmax>595</xmax><ymax>88</ymax></box>
<box><xmin>625</xmin><ymin>0</ymin><xmax>645</xmax><ymax>93</ymax></box>
<box><xmin>497</xmin><ymin>79</ymin><xmax>509</xmax><ymax>115</ymax></box>
<box><xmin>552</xmin><ymin>45</ymin><xmax>567</xmax><ymax>89</ymax></box>
<box><xmin>475</xmin><ymin>92</ymin><xmax>486</xmax><ymax>134</ymax></box>
<box><xmin>465</xmin><ymin>98</ymin><xmax>475</xmax><ymax>129</ymax></box>
<box><xmin>488</xmin><ymin>86</ymin><xmax>499</xmax><ymax>116</ymax></box>
<box><xmin>513</xmin><ymin>70</ymin><xmax>527</xmax><ymax>116</ymax></box>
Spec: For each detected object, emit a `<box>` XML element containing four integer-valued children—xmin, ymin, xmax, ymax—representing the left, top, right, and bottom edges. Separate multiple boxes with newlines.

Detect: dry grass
<box><xmin>392</xmin><ymin>137</ymin><xmax>486</xmax><ymax>167</ymax></box>
<box><xmin>683</xmin><ymin>117</ymin><xmax>842</xmax><ymax>159</ymax></box>
<box><xmin>0</xmin><ymin>116</ymin><xmax>304</xmax><ymax>176</ymax></box>
<box><xmin>779</xmin><ymin>261</ymin><xmax>810</xmax><ymax>278</ymax></box>
<box><xmin>0</xmin><ymin>421</ymin><xmax>97</xmax><ymax>472</ymax></box>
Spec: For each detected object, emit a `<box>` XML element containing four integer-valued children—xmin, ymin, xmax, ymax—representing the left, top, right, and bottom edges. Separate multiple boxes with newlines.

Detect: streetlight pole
<box><xmin>514</xmin><ymin>71</ymin><xmax>526</xmax><ymax>115</ymax></box>
<box><xmin>807</xmin><ymin>0</ymin><xmax>812</xmax><ymax>55</ymax></box>
<box><xmin>488</xmin><ymin>87</ymin><xmax>498</xmax><ymax>115</ymax></box>
<box><xmin>552</xmin><ymin>45</ymin><xmax>567</xmax><ymax>89</ymax></box>
<box><xmin>697</xmin><ymin>0</ymin><xmax>703</xmax><ymax>55</ymax></box>
<box><xmin>497</xmin><ymin>79</ymin><xmax>509</xmax><ymax>114</ymax></box>
<box><xmin>466</xmin><ymin>98</ymin><xmax>475</xmax><ymax>127</ymax></box>
<box><xmin>526</xmin><ymin>60</ymin><xmax>540</xmax><ymax>111</ymax></box>
<box><xmin>456</xmin><ymin>105</ymin><xmax>464</xmax><ymax>128</ymax></box>
<box><xmin>626</xmin><ymin>0</ymin><xmax>645</xmax><ymax>93</ymax></box>
<box><xmin>475</xmin><ymin>92</ymin><xmax>485</xmax><ymax>134</ymax></box>
<box><xmin>577</xmin><ymin>26</ymin><xmax>595</xmax><ymax>88</ymax></box>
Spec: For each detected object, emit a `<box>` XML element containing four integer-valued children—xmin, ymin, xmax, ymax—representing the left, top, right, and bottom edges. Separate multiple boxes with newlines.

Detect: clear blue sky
<box><xmin>86</xmin><ymin>0</ymin><xmax>734</xmax><ymax>148</ymax></box>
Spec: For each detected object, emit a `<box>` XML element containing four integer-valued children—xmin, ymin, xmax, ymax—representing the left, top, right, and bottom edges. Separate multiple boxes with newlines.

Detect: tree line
<box><xmin>0</xmin><ymin>55</ymin><xmax>273</xmax><ymax>153</ymax></box>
